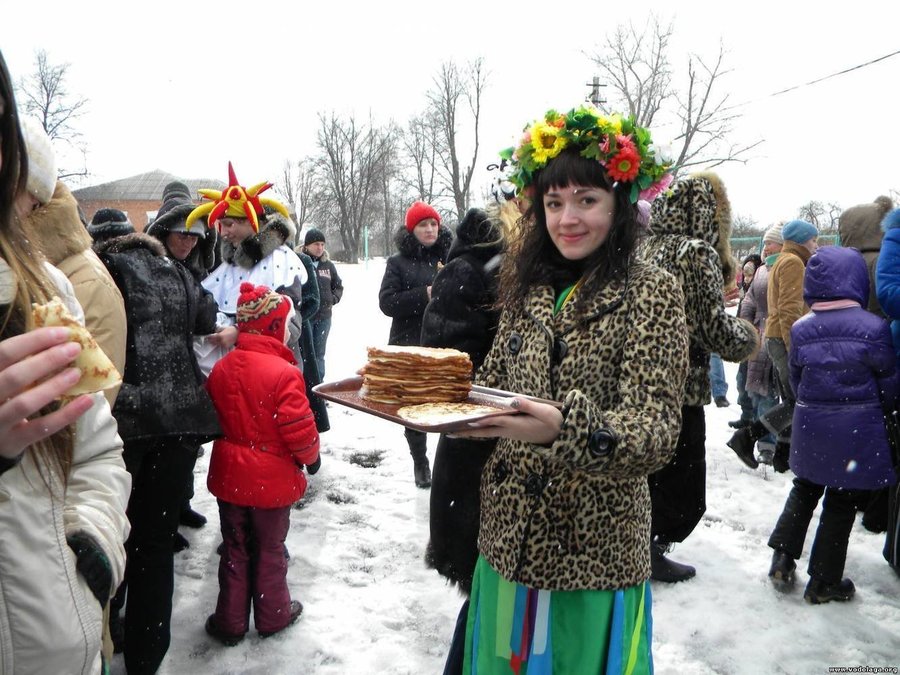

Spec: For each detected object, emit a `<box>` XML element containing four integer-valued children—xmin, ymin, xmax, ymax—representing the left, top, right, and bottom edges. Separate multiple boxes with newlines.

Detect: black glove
<box><xmin>67</xmin><ymin>532</ymin><xmax>112</xmax><ymax>606</ymax></box>
<box><xmin>306</xmin><ymin>456</ymin><xmax>322</xmax><ymax>475</ymax></box>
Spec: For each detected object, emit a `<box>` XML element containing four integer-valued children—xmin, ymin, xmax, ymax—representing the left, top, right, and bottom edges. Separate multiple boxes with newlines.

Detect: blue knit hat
<box><xmin>782</xmin><ymin>219</ymin><xmax>818</xmax><ymax>244</ymax></box>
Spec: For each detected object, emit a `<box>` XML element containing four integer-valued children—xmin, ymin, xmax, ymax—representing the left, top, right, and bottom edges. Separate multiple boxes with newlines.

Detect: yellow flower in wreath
<box><xmin>530</xmin><ymin>122</ymin><xmax>569</xmax><ymax>164</ymax></box>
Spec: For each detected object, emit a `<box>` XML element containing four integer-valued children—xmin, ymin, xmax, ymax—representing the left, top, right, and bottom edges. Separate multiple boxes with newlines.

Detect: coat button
<box><xmin>588</xmin><ymin>429</ymin><xmax>617</xmax><ymax>457</ymax></box>
<box><xmin>507</xmin><ymin>334</ymin><xmax>522</xmax><ymax>355</ymax></box>
<box><xmin>492</xmin><ymin>460</ymin><xmax>509</xmax><ymax>484</ymax></box>
<box><xmin>553</xmin><ymin>338</ymin><xmax>568</xmax><ymax>363</ymax></box>
<box><xmin>524</xmin><ymin>472</ymin><xmax>544</xmax><ymax>496</ymax></box>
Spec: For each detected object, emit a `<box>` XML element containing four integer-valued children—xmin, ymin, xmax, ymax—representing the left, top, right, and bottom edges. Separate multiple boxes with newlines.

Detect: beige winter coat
<box><xmin>23</xmin><ymin>182</ymin><xmax>127</xmax><ymax>405</ymax></box>
<box><xmin>0</xmin><ymin>278</ymin><xmax>130</xmax><ymax>674</ymax></box>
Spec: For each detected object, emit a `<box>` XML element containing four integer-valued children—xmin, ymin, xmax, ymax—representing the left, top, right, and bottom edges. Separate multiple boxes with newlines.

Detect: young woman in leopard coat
<box><xmin>451</xmin><ymin>108</ymin><xmax>688</xmax><ymax>674</ymax></box>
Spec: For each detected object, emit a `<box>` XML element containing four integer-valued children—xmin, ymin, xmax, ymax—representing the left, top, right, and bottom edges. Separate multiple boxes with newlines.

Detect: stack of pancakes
<box><xmin>360</xmin><ymin>345</ymin><xmax>473</xmax><ymax>405</ymax></box>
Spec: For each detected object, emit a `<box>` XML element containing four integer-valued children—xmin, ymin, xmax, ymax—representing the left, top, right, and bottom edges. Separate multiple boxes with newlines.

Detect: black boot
<box><xmin>650</xmin><ymin>540</ymin><xmax>696</xmax><ymax>582</ymax></box>
<box><xmin>768</xmin><ymin>549</ymin><xmax>796</xmax><ymax>592</ymax></box>
<box><xmin>728</xmin><ymin>418</ymin><xmax>752</xmax><ymax>429</ymax></box>
<box><xmin>772</xmin><ymin>441</ymin><xmax>791</xmax><ymax>473</ymax></box>
<box><xmin>179</xmin><ymin>504</ymin><xmax>207</xmax><ymax>529</ymax></box>
<box><xmin>726</xmin><ymin>420</ymin><xmax>767</xmax><ymax>469</ymax></box>
<box><xmin>804</xmin><ymin>577</ymin><xmax>855</xmax><ymax>604</ymax></box>
<box><xmin>406</xmin><ymin>429</ymin><xmax>432</xmax><ymax>489</ymax></box>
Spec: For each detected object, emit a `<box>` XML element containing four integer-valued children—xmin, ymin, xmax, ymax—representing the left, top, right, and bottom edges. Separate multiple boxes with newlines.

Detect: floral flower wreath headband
<box><xmin>185</xmin><ymin>161</ymin><xmax>290</xmax><ymax>234</ymax></box>
<box><xmin>500</xmin><ymin>105</ymin><xmax>675</xmax><ymax>212</ymax></box>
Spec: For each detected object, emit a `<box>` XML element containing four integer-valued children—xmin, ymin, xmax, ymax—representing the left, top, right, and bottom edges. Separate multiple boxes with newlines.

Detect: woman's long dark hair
<box><xmin>498</xmin><ymin>148</ymin><xmax>640</xmax><ymax>316</ymax></box>
<box><xmin>0</xmin><ymin>51</ymin><xmax>74</xmax><ymax>485</ymax></box>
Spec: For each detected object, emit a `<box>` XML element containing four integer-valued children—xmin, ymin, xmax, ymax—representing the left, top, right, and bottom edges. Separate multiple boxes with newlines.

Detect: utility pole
<box><xmin>586</xmin><ymin>76</ymin><xmax>606</xmax><ymax>107</ymax></box>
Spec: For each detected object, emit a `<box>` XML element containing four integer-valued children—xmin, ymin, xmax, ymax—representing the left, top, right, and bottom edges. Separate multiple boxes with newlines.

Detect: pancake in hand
<box><xmin>32</xmin><ymin>297</ymin><xmax>122</xmax><ymax>397</ymax></box>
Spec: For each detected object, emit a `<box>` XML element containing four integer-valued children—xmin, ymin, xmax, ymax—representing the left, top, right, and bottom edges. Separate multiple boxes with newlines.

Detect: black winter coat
<box><xmin>96</xmin><ymin>233</ymin><xmax>221</xmax><ymax>443</ymax></box>
<box><xmin>309</xmin><ymin>251</ymin><xmax>343</xmax><ymax>321</ymax></box>
<box><xmin>420</xmin><ymin>207</ymin><xmax>503</xmax><ymax>594</ymax></box>
<box><xmin>379</xmin><ymin>226</ymin><xmax>453</xmax><ymax>346</ymax></box>
<box><xmin>421</xmin><ymin>209</ymin><xmax>503</xmax><ymax>371</ymax></box>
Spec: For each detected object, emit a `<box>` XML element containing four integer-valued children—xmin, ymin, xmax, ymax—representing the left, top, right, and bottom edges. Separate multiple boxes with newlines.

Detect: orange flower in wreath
<box><xmin>607</xmin><ymin>145</ymin><xmax>641</xmax><ymax>182</ymax></box>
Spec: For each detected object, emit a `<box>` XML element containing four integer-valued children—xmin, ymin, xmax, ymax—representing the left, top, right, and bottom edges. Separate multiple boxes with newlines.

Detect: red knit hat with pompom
<box><xmin>236</xmin><ymin>282</ymin><xmax>292</xmax><ymax>339</ymax></box>
<box><xmin>404</xmin><ymin>201</ymin><xmax>441</xmax><ymax>232</ymax></box>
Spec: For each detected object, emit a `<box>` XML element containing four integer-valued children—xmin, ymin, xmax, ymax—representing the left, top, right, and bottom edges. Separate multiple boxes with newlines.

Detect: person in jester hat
<box><xmin>450</xmin><ymin>106</ymin><xmax>688</xmax><ymax>674</ymax></box>
<box><xmin>189</xmin><ymin>162</ymin><xmax>308</xmax><ymax>374</ymax></box>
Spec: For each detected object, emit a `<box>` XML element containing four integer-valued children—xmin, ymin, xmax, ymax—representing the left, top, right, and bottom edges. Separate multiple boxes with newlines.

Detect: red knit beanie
<box><xmin>404</xmin><ymin>201</ymin><xmax>441</xmax><ymax>232</ymax></box>
<box><xmin>236</xmin><ymin>282</ymin><xmax>292</xmax><ymax>339</ymax></box>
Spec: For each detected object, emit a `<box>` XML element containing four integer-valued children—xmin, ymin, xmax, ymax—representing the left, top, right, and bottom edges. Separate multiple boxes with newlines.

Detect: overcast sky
<box><xmin>3</xmin><ymin>0</ymin><xmax>899</xmax><ymax>228</ymax></box>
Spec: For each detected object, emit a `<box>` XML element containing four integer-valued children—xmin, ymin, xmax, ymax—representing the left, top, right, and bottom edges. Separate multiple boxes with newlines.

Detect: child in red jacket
<box><xmin>204</xmin><ymin>282</ymin><xmax>320</xmax><ymax>645</ymax></box>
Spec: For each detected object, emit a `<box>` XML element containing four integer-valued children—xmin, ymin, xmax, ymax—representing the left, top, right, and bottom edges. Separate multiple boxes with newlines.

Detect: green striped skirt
<box><xmin>463</xmin><ymin>556</ymin><xmax>653</xmax><ymax>674</ymax></box>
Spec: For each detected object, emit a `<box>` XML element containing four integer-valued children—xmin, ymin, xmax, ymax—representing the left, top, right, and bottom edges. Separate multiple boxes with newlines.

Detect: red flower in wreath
<box><xmin>607</xmin><ymin>145</ymin><xmax>641</xmax><ymax>182</ymax></box>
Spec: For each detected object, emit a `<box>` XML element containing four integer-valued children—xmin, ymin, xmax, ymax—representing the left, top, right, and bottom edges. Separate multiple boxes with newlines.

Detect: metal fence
<box><xmin>730</xmin><ymin>234</ymin><xmax>842</xmax><ymax>263</ymax></box>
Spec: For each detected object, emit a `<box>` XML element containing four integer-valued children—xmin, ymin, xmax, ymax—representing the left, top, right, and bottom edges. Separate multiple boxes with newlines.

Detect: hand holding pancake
<box><xmin>451</xmin><ymin>397</ymin><xmax>563</xmax><ymax>445</ymax></box>
<box><xmin>0</xmin><ymin>327</ymin><xmax>94</xmax><ymax>460</ymax></box>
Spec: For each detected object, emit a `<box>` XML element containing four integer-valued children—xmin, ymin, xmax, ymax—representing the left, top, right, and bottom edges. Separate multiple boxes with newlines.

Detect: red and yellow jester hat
<box><xmin>185</xmin><ymin>161</ymin><xmax>290</xmax><ymax>234</ymax></box>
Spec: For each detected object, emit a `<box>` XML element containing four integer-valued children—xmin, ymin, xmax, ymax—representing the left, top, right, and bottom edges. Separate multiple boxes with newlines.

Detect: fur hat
<box><xmin>88</xmin><ymin>208</ymin><xmax>134</xmax><ymax>242</ymax></box>
<box><xmin>236</xmin><ymin>282</ymin><xmax>292</xmax><ymax>340</ymax></box>
<box><xmin>153</xmin><ymin>181</ymin><xmax>204</xmax><ymax>238</ymax></box>
<box><xmin>762</xmin><ymin>223</ymin><xmax>784</xmax><ymax>245</ymax></box>
<box><xmin>304</xmin><ymin>227</ymin><xmax>326</xmax><ymax>246</ymax></box>
<box><xmin>405</xmin><ymin>201</ymin><xmax>440</xmax><ymax>232</ymax></box>
<box><xmin>19</xmin><ymin>117</ymin><xmax>57</xmax><ymax>205</ymax></box>
<box><xmin>782</xmin><ymin>219</ymin><xmax>818</xmax><ymax>244</ymax></box>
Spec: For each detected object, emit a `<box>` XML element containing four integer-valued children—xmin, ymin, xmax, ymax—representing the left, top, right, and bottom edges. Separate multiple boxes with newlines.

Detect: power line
<box><xmin>723</xmin><ymin>47</ymin><xmax>900</xmax><ymax>112</ymax></box>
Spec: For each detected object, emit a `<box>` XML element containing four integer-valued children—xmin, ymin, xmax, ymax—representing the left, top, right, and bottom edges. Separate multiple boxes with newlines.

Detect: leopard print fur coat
<box><xmin>475</xmin><ymin>261</ymin><xmax>688</xmax><ymax>590</ymax></box>
<box><xmin>638</xmin><ymin>171</ymin><xmax>758</xmax><ymax>406</ymax></box>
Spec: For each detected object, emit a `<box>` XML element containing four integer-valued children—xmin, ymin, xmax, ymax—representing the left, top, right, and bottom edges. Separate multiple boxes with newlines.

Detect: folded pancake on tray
<box><xmin>396</xmin><ymin>401</ymin><xmax>499</xmax><ymax>425</ymax></box>
<box><xmin>32</xmin><ymin>297</ymin><xmax>122</xmax><ymax>397</ymax></box>
<box><xmin>360</xmin><ymin>345</ymin><xmax>473</xmax><ymax>405</ymax></box>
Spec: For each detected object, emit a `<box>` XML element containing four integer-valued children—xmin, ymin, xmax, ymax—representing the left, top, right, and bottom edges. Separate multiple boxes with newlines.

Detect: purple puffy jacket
<box><xmin>789</xmin><ymin>246</ymin><xmax>898</xmax><ymax>489</ymax></box>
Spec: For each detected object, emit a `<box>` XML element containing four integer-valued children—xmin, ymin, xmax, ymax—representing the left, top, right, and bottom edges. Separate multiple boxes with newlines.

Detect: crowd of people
<box><xmin>1</xmin><ymin>43</ymin><xmax>899</xmax><ymax>674</ymax></box>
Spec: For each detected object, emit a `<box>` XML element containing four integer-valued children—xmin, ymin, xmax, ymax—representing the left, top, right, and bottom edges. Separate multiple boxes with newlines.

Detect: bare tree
<box><xmin>400</xmin><ymin>113</ymin><xmax>440</xmax><ymax>202</ymax></box>
<box><xmin>275</xmin><ymin>158</ymin><xmax>318</xmax><ymax>231</ymax></box>
<box><xmin>427</xmin><ymin>58</ymin><xmax>487</xmax><ymax>222</ymax></box>
<box><xmin>16</xmin><ymin>49</ymin><xmax>89</xmax><ymax>180</ymax></box>
<box><xmin>589</xmin><ymin>17</ymin><xmax>761</xmax><ymax>176</ymax></box>
<box><xmin>315</xmin><ymin>112</ymin><xmax>395</xmax><ymax>263</ymax></box>
<box><xmin>796</xmin><ymin>201</ymin><xmax>826</xmax><ymax>228</ymax></box>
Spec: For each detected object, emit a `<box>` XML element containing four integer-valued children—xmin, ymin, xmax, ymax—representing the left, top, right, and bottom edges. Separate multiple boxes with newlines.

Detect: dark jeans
<box><xmin>760</xmin><ymin>338</ymin><xmax>795</xmax><ymax>442</ymax></box>
<box><xmin>112</xmin><ymin>436</ymin><xmax>196</xmax><ymax>675</ymax></box>
<box><xmin>735</xmin><ymin>361</ymin><xmax>754</xmax><ymax>422</ymax></box>
<box><xmin>443</xmin><ymin>599</ymin><xmax>469</xmax><ymax>675</ymax></box>
<box><xmin>649</xmin><ymin>405</ymin><xmax>707</xmax><ymax>544</ymax></box>
<box><xmin>768</xmin><ymin>476</ymin><xmax>867</xmax><ymax>582</ymax></box>
<box><xmin>214</xmin><ymin>500</ymin><xmax>293</xmax><ymax>635</ymax></box>
<box><xmin>311</xmin><ymin>316</ymin><xmax>332</xmax><ymax>381</ymax></box>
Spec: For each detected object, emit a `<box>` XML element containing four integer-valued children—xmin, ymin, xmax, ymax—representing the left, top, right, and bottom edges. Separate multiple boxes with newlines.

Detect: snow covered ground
<box><xmin>112</xmin><ymin>259</ymin><xmax>900</xmax><ymax>675</ymax></box>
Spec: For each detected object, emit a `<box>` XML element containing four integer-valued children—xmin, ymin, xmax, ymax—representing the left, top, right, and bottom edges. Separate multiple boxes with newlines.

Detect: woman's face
<box><xmin>218</xmin><ymin>217</ymin><xmax>256</xmax><ymax>246</ymax></box>
<box><xmin>165</xmin><ymin>231</ymin><xmax>199</xmax><ymax>261</ymax></box>
<box><xmin>543</xmin><ymin>184</ymin><xmax>616</xmax><ymax>261</ymax></box>
<box><xmin>412</xmin><ymin>218</ymin><xmax>439</xmax><ymax>247</ymax></box>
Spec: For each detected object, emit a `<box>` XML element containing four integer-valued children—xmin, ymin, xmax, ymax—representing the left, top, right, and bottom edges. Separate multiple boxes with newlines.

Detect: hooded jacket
<box><xmin>839</xmin><ymin>196</ymin><xmax>892</xmax><ymax>316</ymax></box>
<box><xmin>379</xmin><ymin>225</ymin><xmax>453</xmax><ymax>346</ymax></box>
<box><xmin>96</xmin><ymin>233</ymin><xmax>221</xmax><ymax>443</ymax></box>
<box><xmin>421</xmin><ymin>207</ymin><xmax>503</xmax><ymax>371</ymax></box>
<box><xmin>875</xmin><ymin>208</ymin><xmax>900</xmax><ymax>360</ymax></box>
<box><xmin>206</xmin><ymin>333</ymin><xmax>320</xmax><ymax>508</ymax></box>
<box><xmin>22</xmin><ymin>182</ymin><xmax>127</xmax><ymax>406</ymax></box>
<box><xmin>765</xmin><ymin>240</ymin><xmax>812</xmax><ymax>348</ymax></box>
<box><xmin>145</xmin><ymin>205</ymin><xmax>217</xmax><ymax>280</ymax></box>
<box><xmin>639</xmin><ymin>171</ymin><xmax>758</xmax><ymax>406</ymax></box>
<box><xmin>789</xmin><ymin>246</ymin><xmax>898</xmax><ymax>489</ymax></box>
